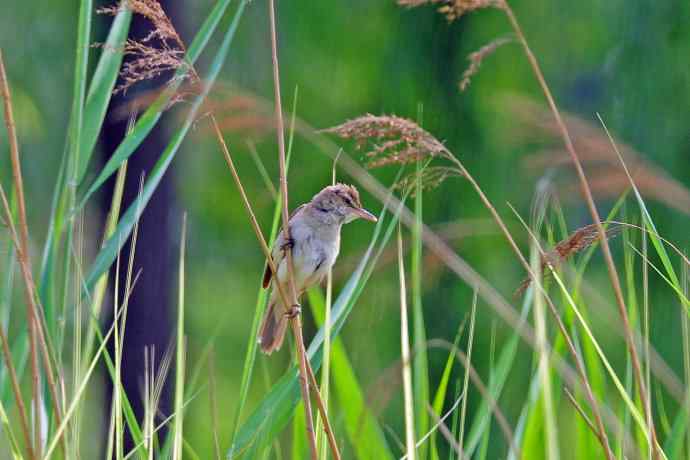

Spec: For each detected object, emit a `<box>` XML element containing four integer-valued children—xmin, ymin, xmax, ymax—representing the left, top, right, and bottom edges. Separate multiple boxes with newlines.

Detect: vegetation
<box><xmin>0</xmin><ymin>0</ymin><xmax>688</xmax><ymax>459</ymax></box>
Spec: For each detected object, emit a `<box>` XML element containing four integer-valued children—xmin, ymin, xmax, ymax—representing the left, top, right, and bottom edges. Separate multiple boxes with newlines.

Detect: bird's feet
<box><xmin>285</xmin><ymin>303</ymin><xmax>301</xmax><ymax>319</ymax></box>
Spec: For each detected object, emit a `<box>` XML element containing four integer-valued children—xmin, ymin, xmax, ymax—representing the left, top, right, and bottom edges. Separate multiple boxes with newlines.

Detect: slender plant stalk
<box><xmin>152</xmin><ymin>6</ymin><xmax>335</xmax><ymax>455</ymax></box>
<box><xmin>173</xmin><ymin>214</ymin><xmax>187</xmax><ymax>460</ymax></box>
<box><xmin>457</xmin><ymin>292</ymin><xmax>477</xmax><ymax>457</ymax></box>
<box><xmin>0</xmin><ymin>308</ymin><xmax>33</xmax><ymax>459</ymax></box>
<box><xmin>305</xmin><ymin>361</ymin><xmax>342</xmax><ymax>460</ymax></box>
<box><xmin>1</xmin><ymin>48</ymin><xmax>68</xmax><ymax>459</ymax></box>
<box><xmin>564</xmin><ymin>387</ymin><xmax>602</xmax><ymax>444</ymax></box>
<box><xmin>316</xmin><ymin>150</ymin><xmax>341</xmax><ymax>459</ymax></box>
<box><xmin>0</xmin><ymin>48</ymin><xmax>41</xmax><ymax>459</ymax></box>
<box><xmin>500</xmin><ymin>2</ymin><xmax>656</xmax><ymax>457</ymax></box>
<box><xmin>531</xmin><ymin>243</ymin><xmax>559</xmax><ymax>460</ymax></box>
<box><xmin>266</xmin><ymin>2</ymin><xmax>340</xmax><ymax>459</ymax></box>
<box><xmin>208</xmin><ymin>351</ymin><xmax>222</xmax><ymax>460</ymax></box>
<box><xmin>398</xmin><ymin>226</ymin><xmax>417</xmax><ymax>460</ymax></box>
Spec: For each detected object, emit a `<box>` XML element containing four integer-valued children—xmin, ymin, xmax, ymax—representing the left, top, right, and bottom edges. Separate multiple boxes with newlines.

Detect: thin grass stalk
<box><xmin>500</xmin><ymin>3</ymin><xmax>654</xmax><ymax>457</ymax></box>
<box><xmin>82</xmin><ymin>156</ymin><xmax>129</xmax><ymax>370</ymax></box>
<box><xmin>457</xmin><ymin>292</ymin><xmax>477</xmax><ymax>457</ymax></box>
<box><xmin>208</xmin><ymin>352</ymin><xmax>222</xmax><ymax>460</ymax></box>
<box><xmin>113</xmin><ymin>250</ymin><xmax>123</xmax><ymax>460</ymax></box>
<box><xmin>642</xmin><ymin>227</ymin><xmax>652</xmax><ymax>460</ymax></box>
<box><xmin>305</xmin><ymin>361</ymin><xmax>341</xmax><ymax>460</ymax></box>
<box><xmin>70</xmin><ymin>214</ymin><xmax>85</xmax><ymax>458</ymax></box>
<box><xmin>173</xmin><ymin>214</ymin><xmax>187</xmax><ymax>460</ymax></box>
<box><xmin>316</xmin><ymin>150</ymin><xmax>340</xmax><ymax>459</ymax></box>
<box><xmin>411</xmin><ymin>158</ymin><xmax>430</xmax><ymax>460</ymax></box>
<box><xmin>531</xmin><ymin>242</ymin><xmax>559</xmax><ymax>460</ymax></box>
<box><xmin>0</xmin><ymin>310</ymin><xmax>33</xmax><ymax>459</ymax></box>
<box><xmin>42</xmin><ymin>296</ymin><xmax>126</xmax><ymax>459</ymax></box>
<box><xmin>228</xmin><ymin>92</ymin><xmax>297</xmax><ymax>450</ymax></box>
<box><xmin>266</xmin><ymin>2</ymin><xmax>342</xmax><ymax>459</ymax></box>
<box><xmin>477</xmin><ymin>324</ymin><xmax>497</xmax><ymax>460</ymax></box>
<box><xmin>425</xmin><ymin>404</ymin><xmax>463</xmax><ymax>458</ymax></box>
<box><xmin>682</xmin><ymin>265</ymin><xmax>690</xmax><ymax>458</ymax></box>
<box><xmin>246</xmin><ymin>140</ymin><xmax>278</xmax><ymax>198</ymax></box>
<box><xmin>0</xmin><ymin>399</ymin><xmax>23</xmax><ymax>458</ymax></box>
<box><xmin>564</xmin><ymin>388</ymin><xmax>601</xmax><ymax>444</ymax></box>
<box><xmin>0</xmin><ymin>48</ymin><xmax>42</xmax><ymax>459</ymax></box>
<box><xmin>2</xmin><ymin>48</ymin><xmax>67</xmax><ymax>459</ymax></box>
<box><xmin>406</xmin><ymin>392</ymin><xmax>464</xmax><ymax>459</ymax></box>
<box><xmin>398</xmin><ymin>225</ymin><xmax>417</xmax><ymax>460</ymax></box>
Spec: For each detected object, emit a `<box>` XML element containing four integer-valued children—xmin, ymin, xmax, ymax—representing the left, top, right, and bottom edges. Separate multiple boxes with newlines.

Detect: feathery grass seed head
<box><xmin>99</xmin><ymin>0</ymin><xmax>192</xmax><ymax>95</ymax></box>
<box><xmin>459</xmin><ymin>37</ymin><xmax>512</xmax><ymax>91</ymax></box>
<box><xmin>515</xmin><ymin>223</ymin><xmax>623</xmax><ymax>296</ymax></box>
<box><xmin>398</xmin><ymin>0</ymin><xmax>503</xmax><ymax>21</ymax></box>
<box><xmin>323</xmin><ymin>114</ymin><xmax>449</xmax><ymax>168</ymax></box>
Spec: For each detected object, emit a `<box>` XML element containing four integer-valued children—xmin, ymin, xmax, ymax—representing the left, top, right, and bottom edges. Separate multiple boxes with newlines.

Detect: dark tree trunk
<box><xmin>98</xmin><ymin>0</ymin><xmax>184</xmax><ymax>453</ymax></box>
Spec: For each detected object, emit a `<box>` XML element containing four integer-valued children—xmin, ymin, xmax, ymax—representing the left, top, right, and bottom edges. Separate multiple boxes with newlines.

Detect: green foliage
<box><xmin>0</xmin><ymin>0</ymin><xmax>689</xmax><ymax>459</ymax></box>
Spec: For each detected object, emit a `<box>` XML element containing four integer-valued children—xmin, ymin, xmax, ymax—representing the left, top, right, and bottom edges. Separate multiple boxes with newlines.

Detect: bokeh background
<box><xmin>1</xmin><ymin>0</ymin><xmax>689</xmax><ymax>458</ymax></box>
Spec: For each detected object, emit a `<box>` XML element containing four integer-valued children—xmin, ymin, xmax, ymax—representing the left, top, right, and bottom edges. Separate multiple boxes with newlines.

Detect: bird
<box><xmin>258</xmin><ymin>183</ymin><xmax>377</xmax><ymax>354</ymax></box>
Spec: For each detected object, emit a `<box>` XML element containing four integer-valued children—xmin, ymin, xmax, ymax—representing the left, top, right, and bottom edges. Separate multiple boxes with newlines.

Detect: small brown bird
<box><xmin>258</xmin><ymin>184</ymin><xmax>377</xmax><ymax>354</ymax></box>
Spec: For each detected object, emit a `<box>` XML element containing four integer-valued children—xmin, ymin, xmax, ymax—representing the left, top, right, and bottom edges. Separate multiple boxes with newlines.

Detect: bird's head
<box><xmin>311</xmin><ymin>183</ymin><xmax>377</xmax><ymax>224</ymax></box>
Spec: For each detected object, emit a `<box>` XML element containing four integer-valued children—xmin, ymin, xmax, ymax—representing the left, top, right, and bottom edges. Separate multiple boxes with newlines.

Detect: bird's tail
<box><xmin>258</xmin><ymin>294</ymin><xmax>288</xmax><ymax>355</ymax></box>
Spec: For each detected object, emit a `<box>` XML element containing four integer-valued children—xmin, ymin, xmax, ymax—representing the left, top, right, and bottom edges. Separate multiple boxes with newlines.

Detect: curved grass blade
<box><xmin>83</xmin><ymin>1</ymin><xmax>246</xmax><ymax>290</ymax></box>
<box><xmin>68</xmin><ymin>0</ymin><xmax>92</xmax><ymax>185</ymax></box>
<box><xmin>429</xmin><ymin>322</ymin><xmax>463</xmax><ymax>460</ymax></box>
<box><xmin>76</xmin><ymin>4</ymin><xmax>132</xmax><ymax>183</ymax></box>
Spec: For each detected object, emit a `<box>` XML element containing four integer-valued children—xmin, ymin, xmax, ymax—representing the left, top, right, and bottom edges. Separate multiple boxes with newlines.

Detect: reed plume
<box><xmin>515</xmin><ymin>223</ymin><xmax>622</xmax><ymax>296</ymax></box>
<box><xmin>98</xmin><ymin>0</ymin><xmax>191</xmax><ymax>94</ymax></box>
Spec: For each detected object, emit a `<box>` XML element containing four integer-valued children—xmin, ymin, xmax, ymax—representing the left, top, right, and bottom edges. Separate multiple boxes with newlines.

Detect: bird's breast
<box><xmin>291</xmin><ymin>225</ymin><xmax>339</xmax><ymax>289</ymax></box>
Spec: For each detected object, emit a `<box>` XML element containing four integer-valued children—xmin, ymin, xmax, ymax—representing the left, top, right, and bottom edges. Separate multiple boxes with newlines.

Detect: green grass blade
<box><xmin>292</xmin><ymin>401</ymin><xmax>308</xmax><ymax>459</ymax></box>
<box><xmin>429</xmin><ymin>322</ymin><xmax>464</xmax><ymax>460</ymax></box>
<box><xmin>172</xmin><ymin>215</ymin><xmax>187</xmax><ymax>459</ymax></box>
<box><xmin>307</xmin><ymin>288</ymin><xmax>393</xmax><ymax>460</ymax></box>
<box><xmin>464</xmin><ymin>289</ymin><xmax>533</xmax><ymax>456</ymax></box>
<box><xmin>83</xmin><ymin>2</ymin><xmax>246</xmax><ymax>290</ymax></box>
<box><xmin>68</xmin><ymin>0</ymin><xmax>92</xmax><ymax>185</ymax></box>
<box><xmin>0</xmin><ymin>332</ymin><xmax>28</xmax><ymax>410</ymax></box>
<box><xmin>399</xmin><ymin>225</ymin><xmax>417</xmax><ymax>460</ymax></box>
<box><xmin>476</xmin><ymin>324</ymin><xmax>497</xmax><ymax>460</ymax></box>
<box><xmin>457</xmin><ymin>292</ymin><xmax>477</xmax><ymax>455</ymax></box>
<box><xmin>411</xmin><ymin>160</ymin><xmax>429</xmax><ymax>460</ymax></box>
<box><xmin>76</xmin><ymin>5</ymin><xmax>132</xmax><ymax>182</ymax></box>
<box><xmin>0</xmin><ymin>399</ymin><xmax>23</xmax><ymax>460</ymax></box>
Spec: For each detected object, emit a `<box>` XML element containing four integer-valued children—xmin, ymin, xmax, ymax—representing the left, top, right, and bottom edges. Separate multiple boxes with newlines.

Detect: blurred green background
<box><xmin>1</xmin><ymin>0</ymin><xmax>689</xmax><ymax>458</ymax></box>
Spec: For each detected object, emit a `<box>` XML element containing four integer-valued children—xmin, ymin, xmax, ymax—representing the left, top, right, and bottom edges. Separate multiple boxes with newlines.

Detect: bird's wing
<box><xmin>262</xmin><ymin>204</ymin><xmax>306</xmax><ymax>288</ymax></box>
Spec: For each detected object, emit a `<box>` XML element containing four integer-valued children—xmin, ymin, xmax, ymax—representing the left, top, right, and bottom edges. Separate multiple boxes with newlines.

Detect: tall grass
<box><xmin>0</xmin><ymin>0</ymin><xmax>689</xmax><ymax>459</ymax></box>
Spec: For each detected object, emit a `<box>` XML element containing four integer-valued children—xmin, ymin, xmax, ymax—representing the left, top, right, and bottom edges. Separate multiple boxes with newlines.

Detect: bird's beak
<box><xmin>353</xmin><ymin>207</ymin><xmax>378</xmax><ymax>222</ymax></box>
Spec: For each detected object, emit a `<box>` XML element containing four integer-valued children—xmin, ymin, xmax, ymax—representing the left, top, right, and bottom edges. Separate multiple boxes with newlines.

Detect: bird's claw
<box><xmin>285</xmin><ymin>304</ymin><xmax>301</xmax><ymax>319</ymax></box>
